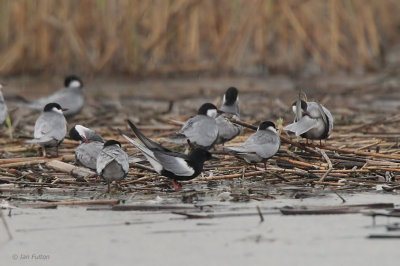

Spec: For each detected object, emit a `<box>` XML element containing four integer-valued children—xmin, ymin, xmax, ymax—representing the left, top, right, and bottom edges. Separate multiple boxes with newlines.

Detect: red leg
<box><xmin>107</xmin><ymin>183</ymin><xmax>111</xmax><ymax>193</ymax></box>
<box><xmin>172</xmin><ymin>180</ymin><xmax>182</xmax><ymax>191</ymax></box>
<box><xmin>264</xmin><ymin>162</ymin><xmax>267</xmax><ymax>170</ymax></box>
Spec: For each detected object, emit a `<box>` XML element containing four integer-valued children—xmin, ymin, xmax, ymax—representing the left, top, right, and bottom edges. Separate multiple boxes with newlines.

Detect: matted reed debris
<box><xmin>1</xmin><ymin>112</ymin><xmax>400</xmax><ymax>204</ymax></box>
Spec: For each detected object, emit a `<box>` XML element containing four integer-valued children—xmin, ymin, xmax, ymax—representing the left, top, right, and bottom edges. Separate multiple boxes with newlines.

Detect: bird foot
<box><xmin>171</xmin><ymin>180</ymin><xmax>182</xmax><ymax>191</ymax></box>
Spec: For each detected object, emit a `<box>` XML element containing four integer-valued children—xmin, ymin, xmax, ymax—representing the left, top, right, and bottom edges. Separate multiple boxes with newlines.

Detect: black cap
<box><xmin>43</xmin><ymin>103</ymin><xmax>62</xmax><ymax>112</ymax></box>
<box><xmin>258</xmin><ymin>121</ymin><xmax>276</xmax><ymax>130</ymax></box>
<box><xmin>198</xmin><ymin>103</ymin><xmax>217</xmax><ymax>115</ymax></box>
<box><xmin>224</xmin><ymin>87</ymin><xmax>239</xmax><ymax>106</ymax></box>
<box><xmin>64</xmin><ymin>75</ymin><xmax>83</xmax><ymax>88</ymax></box>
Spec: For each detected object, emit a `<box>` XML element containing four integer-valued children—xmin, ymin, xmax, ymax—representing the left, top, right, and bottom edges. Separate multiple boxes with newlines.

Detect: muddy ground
<box><xmin>1</xmin><ymin>73</ymin><xmax>400</xmax><ymax>265</ymax></box>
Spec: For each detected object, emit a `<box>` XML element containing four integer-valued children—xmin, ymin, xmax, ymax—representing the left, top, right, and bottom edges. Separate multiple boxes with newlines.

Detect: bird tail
<box><xmin>24</xmin><ymin>137</ymin><xmax>53</xmax><ymax>145</ymax></box>
<box><xmin>120</xmin><ymin>132</ymin><xmax>153</xmax><ymax>157</ymax></box>
<box><xmin>224</xmin><ymin>146</ymin><xmax>247</xmax><ymax>153</ymax></box>
<box><xmin>159</xmin><ymin>133</ymin><xmax>187</xmax><ymax>145</ymax></box>
<box><xmin>126</xmin><ymin>119</ymin><xmax>160</xmax><ymax>149</ymax></box>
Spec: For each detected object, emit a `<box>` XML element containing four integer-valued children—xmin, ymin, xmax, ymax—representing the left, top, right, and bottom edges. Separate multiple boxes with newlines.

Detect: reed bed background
<box><xmin>0</xmin><ymin>0</ymin><xmax>399</xmax><ymax>76</ymax></box>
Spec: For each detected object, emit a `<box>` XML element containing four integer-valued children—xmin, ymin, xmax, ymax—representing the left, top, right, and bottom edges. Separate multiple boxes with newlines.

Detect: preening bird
<box><xmin>284</xmin><ymin>99</ymin><xmax>334</xmax><ymax>145</ymax></box>
<box><xmin>69</xmin><ymin>125</ymin><xmax>104</xmax><ymax>170</ymax></box>
<box><xmin>96</xmin><ymin>140</ymin><xmax>129</xmax><ymax>193</ymax></box>
<box><xmin>25</xmin><ymin>103</ymin><xmax>67</xmax><ymax>157</ymax></box>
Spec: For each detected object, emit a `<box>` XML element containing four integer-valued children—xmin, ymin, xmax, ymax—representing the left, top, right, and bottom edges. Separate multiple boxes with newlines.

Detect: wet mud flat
<box><xmin>1</xmin><ymin>193</ymin><xmax>400</xmax><ymax>266</ymax></box>
<box><xmin>1</xmin><ymin>74</ymin><xmax>400</xmax><ymax>265</ymax></box>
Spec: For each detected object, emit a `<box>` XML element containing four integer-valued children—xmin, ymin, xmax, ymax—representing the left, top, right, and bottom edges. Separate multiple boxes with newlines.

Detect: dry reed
<box><xmin>0</xmin><ymin>0</ymin><xmax>399</xmax><ymax>76</ymax></box>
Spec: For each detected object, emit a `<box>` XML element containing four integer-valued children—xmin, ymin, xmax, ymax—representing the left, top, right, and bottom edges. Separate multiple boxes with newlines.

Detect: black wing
<box><xmin>127</xmin><ymin>119</ymin><xmax>171</xmax><ymax>152</ymax></box>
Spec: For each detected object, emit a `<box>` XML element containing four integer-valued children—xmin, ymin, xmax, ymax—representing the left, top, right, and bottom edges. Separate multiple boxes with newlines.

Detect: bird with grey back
<box><xmin>177</xmin><ymin>103</ymin><xmax>219</xmax><ymax>149</ymax></box>
<box><xmin>225</xmin><ymin>121</ymin><xmax>280</xmax><ymax>169</ymax></box>
<box><xmin>96</xmin><ymin>140</ymin><xmax>129</xmax><ymax>192</ymax></box>
<box><xmin>215</xmin><ymin>87</ymin><xmax>242</xmax><ymax>145</ymax></box>
<box><xmin>0</xmin><ymin>83</ymin><xmax>7</xmax><ymax>128</ymax></box>
<box><xmin>26</xmin><ymin>75</ymin><xmax>84</xmax><ymax>117</ymax></box>
<box><xmin>69</xmin><ymin>125</ymin><xmax>104</xmax><ymax>170</ymax></box>
<box><xmin>284</xmin><ymin>99</ymin><xmax>334</xmax><ymax>145</ymax></box>
<box><xmin>25</xmin><ymin>103</ymin><xmax>67</xmax><ymax>157</ymax></box>
<box><xmin>121</xmin><ymin>120</ymin><xmax>215</xmax><ymax>190</ymax></box>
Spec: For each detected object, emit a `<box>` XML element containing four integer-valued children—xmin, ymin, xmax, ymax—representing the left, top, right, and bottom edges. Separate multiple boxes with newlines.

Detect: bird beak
<box><xmin>303</xmin><ymin>111</ymin><xmax>311</xmax><ymax>117</ymax></box>
<box><xmin>62</xmin><ymin>108</ymin><xmax>69</xmax><ymax>112</ymax></box>
<box><xmin>217</xmin><ymin>109</ymin><xmax>225</xmax><ymax>114</ymax></box>
<box><xmin>82</xmin><ymin>136</ymin><xmax>90</xmax><ymax>143</ymax></box>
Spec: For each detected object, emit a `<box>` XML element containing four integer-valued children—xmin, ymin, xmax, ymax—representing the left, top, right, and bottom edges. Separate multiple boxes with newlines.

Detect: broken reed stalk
<box><xmin>0</xmin><ymin>155</ymin><xmax>75</xmax><ymax>168</ymax></box>
<box><xmin>0</xmin><ymin>209</ymin><xmax>12</xmax><ymax>240</ymax></box>
<box><xmin>46</xmin><ymin>160</ymin><xmax>96</xmax><ymax>178</ymax></box>
<box><xmin>256</xmin><ymin>206</ymin><xmax>264</xmax><ymax>223</ymax></box>
<box><xmin>313</xmin><ymin>181</ymin><xmax>345</xmax><ymax>186</ymax></box>
<box><xmin>318</xmin><ymin>148</ymin><xmax>333</xmax><ymax>182</ymax></box>
<box><xmin>20</xmin><ymin>200</ymin><xmax>120</xmax><ymax>208</ymax></box>
<box><xmin>122</xmin><ymin>175</ymin><xmax>156</xmax><ymax>185</ymax></box>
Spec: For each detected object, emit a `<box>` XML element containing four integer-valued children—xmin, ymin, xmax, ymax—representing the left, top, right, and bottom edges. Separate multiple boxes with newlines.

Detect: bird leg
<box><xmin>116</xmin><ymin>181</ymin><xmax>122</xmax><ymax>191</ymax></box>
<box><xmin>107</xmin><ymin>183</ymin><xmax>111</xmax><ymax>193</ymax></box>
<box><xmin>171</xmin><ymin>180</ymin><xmax>182</xmax><ymax>191</ymax></box>
<box><xmin>186</xmin><ymin>139</ymin><xmax>195</xmax><ymax>151</ymax></box>
<box><xmin>264</xmin><ymin>162</ymin><xmax>267</xmax><ymax>170</ymax></box>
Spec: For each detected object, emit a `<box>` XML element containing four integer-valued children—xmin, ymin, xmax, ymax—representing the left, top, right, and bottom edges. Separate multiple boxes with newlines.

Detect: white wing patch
<box><xmin>174</xmin><ymin>157</ymin><xmax>195</xmax><ymax>176</ymax></box>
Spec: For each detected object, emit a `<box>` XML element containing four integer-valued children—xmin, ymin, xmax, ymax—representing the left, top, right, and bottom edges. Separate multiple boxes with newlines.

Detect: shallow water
<box><xmin>1</xmin><ymin>192</ymin><xmax>399</xmax><ymax>266</ymax></box>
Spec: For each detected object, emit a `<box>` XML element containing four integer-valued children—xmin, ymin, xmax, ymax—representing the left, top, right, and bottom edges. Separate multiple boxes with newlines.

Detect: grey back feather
<box><xmin>179</xmin><ymin>115</ymin><xmax>218</xmax><ymax>147</ymax></box>
<box><xmin>226</xmin><ymin>128</ymin><xmax>280</xmax><ymax>160</ymax></box>
<box><xmin>31</xmin><ymin>111</ymin><xmax>66</xmax><ymax>146</ymax></box>
<box><xmin>96</xmin><ymin>145</ymin><xmax>129</xmax><ymax>175</ymax></box>
<box><xmin>28</xmin><ymin>87</ymin><xmax>84</xmax><ymax>117</ymax></box>
<box><xmin>76</xmin><ymin>141</ymin><xmax>103</xmax><ymax>170</ymax></box>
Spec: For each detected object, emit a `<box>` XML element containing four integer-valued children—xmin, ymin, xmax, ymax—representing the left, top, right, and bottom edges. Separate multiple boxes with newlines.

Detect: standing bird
<box><xmin>121</xmin><ymin>120</ymin><xmax>214</xmax><ymax>190</ymax></box>
<box><xmin>284</xmin><ymin>100</ymin><xmax>334</xmax><ymax>145</ymax></box>
<box><xmin>178</xmin><ymin>103</ymin><xmax>219</xmax><ymax>149</ymax></box>
<box><xmin>26</xmin><ymin>75</ymin><xmax>84</xmax><ymax>117</ymax></box>
<box><xmin>69</xmin><ymin>125</ymin><xmax>104</xmax><ymax>170</ymax></box>
<box><xmin>225</xmin><ymin>121</ymin><xmax>280</xmax><ymax>169</ymax></box>
<box><xmin>96</xmin><ymin>140</ymin><xmax>129</xmax><ymax>193</ymax></box>
<box><xmin>25</xmin><ymin>103</ymin><xmax>67</xmax><ymax>157</ymax></box>
<box><xmin>215</xmin><ymin>87</ymin><xmax>242</xmax><ymax>145</ymax></box>
<box><xmin>0</xmin><ymin>83</ymin><xmax>7</xmax><ymax>128</ymax></box>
